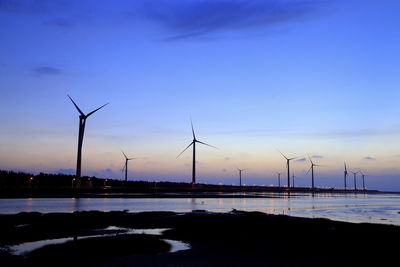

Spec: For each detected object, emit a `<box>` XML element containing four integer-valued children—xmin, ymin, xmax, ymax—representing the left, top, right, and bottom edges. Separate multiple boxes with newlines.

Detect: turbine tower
<box><xmin>68</xmin><ymin>95</ymin><xmax>108</xmax><ymax>187</ymax></box>
<box><xmin>237</xmin><ymin>168</ymin><xmax>245</xmax><ymax>187</ymax></box>
<box><xmin>276</xmin><ymin>172</ymin><xmax>281</xmax><ymax>187</ymax></box>
<box><xmin>177</xmin><ymin>121</ymin><xmax>217</xmax><ymax>184</ymax></box>
<box><xmin>344</xmin><ymin>162</ymin><xmax>348</xmax><ymax>190</ymax></box>
<box><xmin>360</xmin><ymin>172</ymin><xmax>367</xmax><ymax>191</ymax></box>
<box><xmin>349</xmin><ymin>171</ymin><xmax>358</xmax><ymax>191</ymax></box>
<box><xmin>292</xmin><ymin>173</ymin><xmax>295</xmax><ymax>188</ymax></box>
<box><xmin>306</xmin><ymin>155</ymin><xmax>321</xmax><ymax>190</ymax></box>
<box><xmin>278</xmin><ymin>150</ymin><xmax>299</xmax><ymax>188</ymax></box>
<box><xmin>121</xmin><ymin>150</ymin><xmax>135</xmax><ymax>184</ymax></box>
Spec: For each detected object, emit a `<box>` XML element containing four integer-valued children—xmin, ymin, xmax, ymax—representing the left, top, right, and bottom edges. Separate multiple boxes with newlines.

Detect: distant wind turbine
<box><xmin>237</xmin><ymin>168</ymin><xmax>245</xmax><ymax>187</ymax></box>
<box><xmin>360</xmin><ymin>172</ymin><xmax>367</xmax><ymax>191</ymax></box>
<box><xmin>306</xmin><ymin>155</ymin><xmax>321</xmax><ymax>190</ymax></box>
<box><xmin>349</xmin><ymin>171</ymin><xmax>359</xmax><ymax>191</ymax></box>
<box><xmin>121</xmin><ymin>150</ymin><xmax>136</xmax><ymax>184</ymax></box>
<box><xmin>278</xmin><ymin>150</ymin><xmax>299</xmax><ymax>188</ymax></box>
<box><xmin>177</xmin><ymin>121</ymin><xmax>217</xmax><ymax>184</ymax></box>
<box><xmin>276</xmin><ymin>172</ymin><xmax>281</xmax><ymax>187</ymax></box>
<box><xmin>344</xmin><ymin>162</ymin><xmax>348</xmax><ymax>190</ymax></box>
<box><xmin>68</xmin><ymin>95</ymin><xmax>108</xmax><ymax>187</ymax></box>
<box><xmin>292</xmin><ymin>173</ymin><xmax>295</xmax><ymax>188</ymax></box>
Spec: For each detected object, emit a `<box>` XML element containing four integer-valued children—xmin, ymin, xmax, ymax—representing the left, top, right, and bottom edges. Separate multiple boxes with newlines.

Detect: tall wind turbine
<box><xmin>121</xmin><ymin>150</ymin><xmax>135</xmax><ymax>184</ymax></box>
<box><xmin>68</xmin><ymin>95</ymin><xmax>108</xmax><ymax>187</ymax></box>
<box><xmin>278</xmin><ymin>150</ymin><xmax>299</xmax><ymax>188</ymax></box>
<box><xmin>237</xmin><ymin>168</ymin><xmax>245</xmax><ymax>187</ymax></box>
<box><xmin>177</xmin><ymin>121</ymin><xmax>217</xmax><ymax>184</ymax></box>
<box><xmin>306</xmin><ymin>155</ymin><xmax>321</xmax><ymax>190</ymax></box>
<box><xmin>276</xmin><ymin>172</ymin><xmax>281</xmax><ymax>187</ymax></box>
<box><xmin>349</xmin><ymin>171</ymin><xmax>358</xmax><ymax>191</ymax></box>
<box><xmin>344</xmin><ymin>162</ymin><xmax>348</xmax><ymax>190</ymax></box>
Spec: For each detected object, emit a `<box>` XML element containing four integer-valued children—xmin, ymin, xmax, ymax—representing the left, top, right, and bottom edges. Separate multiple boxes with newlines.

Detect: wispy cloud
<box><xmin>295</xmin><ymin>157</ymin><xmax>306</xmax><ymax>162</ymax></box>
<box><xmin>138</xmin><ymin>0</ymin><xmax>326</xmax><ymax>40</ymax></box>
<box><xmin>312</xmin><ymin>155</ymin><xmax>323</xmax><ymax>159</ymax></box>
<box><xmin>363</xmin><ymin>156</ymin><xmax>376</xmax><ymax>161</ymax></box>
<box><xmin>31</xmin><ymin>66</ymin><xmax>62</xmax><ymax>77</ymax></box>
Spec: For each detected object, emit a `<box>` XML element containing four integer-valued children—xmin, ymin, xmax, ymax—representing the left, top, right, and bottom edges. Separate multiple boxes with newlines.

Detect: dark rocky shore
<box><xmin>1</xmin><ymin>210</ymin><xmax>399</xmax><ymax>266</ymax></box>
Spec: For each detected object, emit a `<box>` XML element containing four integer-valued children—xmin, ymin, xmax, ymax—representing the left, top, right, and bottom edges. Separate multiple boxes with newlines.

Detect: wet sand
<box><xmin>1</xmin><ymin>210</ymin><xmax>399</xmax><ymax>266</ymax></box>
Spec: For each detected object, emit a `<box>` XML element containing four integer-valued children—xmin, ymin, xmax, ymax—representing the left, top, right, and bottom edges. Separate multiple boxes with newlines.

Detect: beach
<box><xmin>1</xmin><ymin>210</ymin><xmax>399</xmax><ymax>266</ymax></box>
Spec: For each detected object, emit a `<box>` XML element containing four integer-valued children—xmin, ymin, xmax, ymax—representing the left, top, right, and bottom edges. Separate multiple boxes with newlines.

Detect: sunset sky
<box><xmin>1</xmin><ymin>0</ymin><xmax>400</xmax><ymax>191</ymax></box>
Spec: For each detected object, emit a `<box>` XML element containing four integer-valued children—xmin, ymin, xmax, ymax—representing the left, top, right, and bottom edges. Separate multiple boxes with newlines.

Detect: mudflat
<box><xmin>1</xmin><ymin>210</ymin><xmax>399</xmax><ymax>266</ymax></box>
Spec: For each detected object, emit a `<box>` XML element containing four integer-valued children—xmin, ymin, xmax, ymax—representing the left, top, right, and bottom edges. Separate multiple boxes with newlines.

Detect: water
<box><xmin>9</xmin><ymin>226</ymin><xmax>190</xmax><ymax>256</ymax></box>
<box><xmin>1</xmin><ymin>192</ymin><xmax>400</xmax><ymax>225</ymax></box>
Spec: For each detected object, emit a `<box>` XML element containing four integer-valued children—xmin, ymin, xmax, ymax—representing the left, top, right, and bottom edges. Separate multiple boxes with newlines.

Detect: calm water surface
<box><xmin>1</xmin><ymin>193</ymin><xmax>400</xmax><ymax>225</ymax></box>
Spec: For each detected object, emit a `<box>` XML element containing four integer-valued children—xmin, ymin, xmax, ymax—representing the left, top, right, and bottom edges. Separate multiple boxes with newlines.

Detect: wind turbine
<box><xmin>360</xmin><ymin>172</ymin><xmax>367</xmax><ymax>191</ymax></box>
<box><xmin>306</xmin><ymin>155</ymin><xmax>321</xmax><ymax>190</ymax></box>
<box><xmin>292</xmin><ymin>173</ymin><xmax>295</xmax><ymax>188</ymax></box>
<box><xmin>121</xmin><ymin>150</ymin><xmax>136</xmax><ymax>184</ymax></box>
<box><xmin>276</xmin><ymin>172</ymin><xmax>281</xmax><ymax>187</ymax></box>
<box><xmin>349</xmin><ymin>171</ymin><xmax>359</xmax><ymax>191</ymax></box>
<box><xmin>344</xmin><ymin>162</ymin><xmax>348</xmax><ymax>190</ymax></box>
<box><xmin>177</xmin><ymin>121</ymin><xmax>217</xmax><ymax>184</ymax></box>
<box><xmin>237</xmin><ymin>168</ymin><xmax>245</xmax><ymax>187</ymax></box>
<box><xmin>68</xmin><ymin>95</ymin><xmax>108</xmax><ymax>187</ymax></box>
<box><xmin>278</xmin><ymin>150</ymin><xmax>299</xmax><ymax>188</ymax></box>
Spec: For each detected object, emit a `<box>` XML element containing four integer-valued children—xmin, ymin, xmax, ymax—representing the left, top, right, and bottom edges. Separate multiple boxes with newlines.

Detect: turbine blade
<box><xmin>308</xmin><ymin>154</ymin><xmax>314</xmax><ymax>165</ymax></box>
<box><xmin>121</xmin><ymin>150</ymin><xmax>128</xmax><ymax>159</ymax></box>
<box><xmin>128</xmin><ymin>157</ymin><xmax>144</xmax><ymax>161</ymax></box>
<box><xmin>288</xmin><ymin>156</ymin><xmax>300</xmax><ymax>161</ymax></box>
<box><xmin>277</xmin><ymin>149</ymin><xmax>288</xmax><ymax>160</ymax></box>
<box><xmin>86</xmin><ymin>102</ymin><xmax>109</xmax><ymax>117</ymax></box>
<box><xmin>176</xmin><ymin>141</ymin><xmax>194</xmax><ymax>159</ymax></box>
<box><xmin>121</xmin><ymin>163</ymin><xmax>126</xmax><ymax>173</ymax></box>
<box><xmin>67</xmin><ymin>95</ymin><xmax>85</xmax><ymax>116</ymax></box>
<box><xmin>344</xmin><ymin>162</ymin><xmax>347</xmax><ymax>171</ymax></box>
<box><xmin>306</xmin><ymin>166</ymin><xmax>312</xmax><ymax>175</ymax></box>
<box><xmin>196</xmin><ymin>140</ymin><xmax>218</xmax><ymax>149</ymax></box>
<box><xmin>190</xmin><ymin>120</ymin><xmax>196</xmax><ymax>140</ymax></box>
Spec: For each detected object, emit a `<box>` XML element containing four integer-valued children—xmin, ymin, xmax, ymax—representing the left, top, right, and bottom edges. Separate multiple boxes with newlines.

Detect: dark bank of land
<box><xmin>1</xmin><ymin>210</ymin><xmax>399</xmax><ymax>267</ymax></box>
<box><xmin>0</xmin><ymin>170</ymin><xmax>379</xmax><ymax>198</ymax></box>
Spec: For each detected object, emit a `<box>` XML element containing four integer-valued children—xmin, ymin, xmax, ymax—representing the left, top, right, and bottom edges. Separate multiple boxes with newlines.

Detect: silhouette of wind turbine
<box><xmin>344</xmin><ymin>162</ymin><xmax>348</xmax><ymax>190</ymax></box>
<box><xmin>276</xmin><ymin>172</ymin><xmax>282</xmax><ymax>187</ymax></box>
<box><xmin>278</xmin><ymin>150</ymin><xmax>299</xmax><ymax>188</ymax></box>
<box><xmin>360</xmin><ymin>171</ymin><xmax>367</xmax><ymax>191</ymax></box>
<box><xmin>292</xmin><ymin>173</ymin><xmax>295</xmax><ymax>188</ymax></box>
<box><xmin>177</xmin><ymin>121</ymin><xmax>217</xmax><ymax>184</ymax></box>
<box><xmin>349</xmin><ymin>170</ymin><xmax>359</xmax><ymax>191</ymax></box>
<box><xmin>306</xmin><ymin>155</ymin><xmax>321</xmax><ymax>190</ymax></box>
<box><xmin>121</xmin><ymin>150</ymin><xmax>136</xmax><ymax>184</ymax></box>
<box><xmin>237</xmin><ymin>168</ymin><xmax>245</xmax><ymax>187</ymax></box>
<box><xmin>68</xmin><ymin>95</ymin><xmax>108</xmax><ymax>187</ymax></box>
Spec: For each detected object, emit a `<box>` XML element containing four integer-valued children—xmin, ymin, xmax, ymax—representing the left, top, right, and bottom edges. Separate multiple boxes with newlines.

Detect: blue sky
<box><xmin>1</xmin><ymin>0</ymin><xmax>400</xmax><ymax>191</ymax></box>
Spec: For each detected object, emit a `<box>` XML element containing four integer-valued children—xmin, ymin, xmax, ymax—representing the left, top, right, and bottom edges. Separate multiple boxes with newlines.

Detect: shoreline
<box><xmin>1</xmin><ymin>210</ymin><xmax>399</xmax><ymax>266</ymax></box>
<box><xmin>0</xmin><ymin>188</ymin><xmax>382</xmax><ymax>199</ymax></box>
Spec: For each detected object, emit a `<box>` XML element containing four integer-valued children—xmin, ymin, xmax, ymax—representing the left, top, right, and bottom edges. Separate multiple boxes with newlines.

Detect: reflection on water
<box><xmin>1</xmin><ymin>193</ymin><xmax>400</xmax><ymax>225</ymax></box>
<box><xmin>9</xmin><ymin>227</ymin><xmax>188</xmax><ymax>256</ymax></box>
